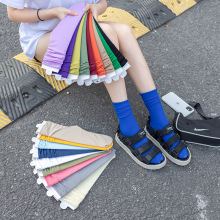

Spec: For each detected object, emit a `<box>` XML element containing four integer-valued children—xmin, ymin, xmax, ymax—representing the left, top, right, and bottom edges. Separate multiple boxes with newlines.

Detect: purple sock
<box><xmin>42</xmin><ymin>3</ymin><xmax>86</xmax><ymax>70</ymax></box>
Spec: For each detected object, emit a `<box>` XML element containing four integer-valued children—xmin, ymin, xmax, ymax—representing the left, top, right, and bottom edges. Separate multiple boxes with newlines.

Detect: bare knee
<box><xmin>99</xmin><ymin>23</ymin><xmax>115</xmax><ymax>36</ymax></box>
<box><xmin>98</xmin><ymin>22</ymin><xmax>119</xmax><ymax>48</ymax></box>
<box><xmin>113</xmin><ymin>23</ymin><xmax>133</xmax><ymax>37</ymax></box>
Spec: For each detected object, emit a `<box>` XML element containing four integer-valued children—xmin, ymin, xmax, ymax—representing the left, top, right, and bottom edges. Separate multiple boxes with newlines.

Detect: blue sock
<box><xmin>140</xmin><ymin>89</ymin><xmax>188</xmax><ymax>159</ymax></box>
<box><xmin>113</xmin><ymin>100</ymin><xmax>163</xmax><ymax>164</ymax></box>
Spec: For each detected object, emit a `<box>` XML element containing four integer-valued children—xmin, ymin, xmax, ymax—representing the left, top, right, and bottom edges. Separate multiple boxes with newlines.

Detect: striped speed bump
<box><xmin>0</xmin><ymin>0</ymin><xmax>203</xmax><ymax>130</ymax></box>
<box><xmin>158</xmin><ymin>0</ymin><xmax>197</xmax><ymax>16</ymax></box>
<box><xmin>0</xmin><ymin>58</ymin><xmax>57</xmax><ymax>123</ymax></box>
<box><xmin>13</xmin><ymin>53</ymin><xmax>69</xmax><ymax>92</ymax></box>
<box><xmin>98</xmin><ymin>7</ymin><xmax>150</xmax><ymax>38</ymax></box>
<box><xmin>131</xmin><ymin>1</ymin><xmax>177</xmax><ymax>30</ymax></box>
<box><xmin>0</xmin><ymin>110</ymin><xmax>11</xmax><ymax>129</ymax></box>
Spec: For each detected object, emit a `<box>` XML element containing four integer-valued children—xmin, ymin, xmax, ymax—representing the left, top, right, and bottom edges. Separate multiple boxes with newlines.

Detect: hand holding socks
<box><xmin>41</xmin><ymin>4</ymin><xmax>130</xmax><ymax>86</ymax></box>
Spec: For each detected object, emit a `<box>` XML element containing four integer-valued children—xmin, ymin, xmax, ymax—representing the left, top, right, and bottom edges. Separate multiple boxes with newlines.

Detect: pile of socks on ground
<box><xmin>41</xmin><ymin>2</ymin><xmax>130</xmax><ymax>86</ymax></box>
<box><xmin>30</xmin><ymin>121</ymin><xmax>115</xmax><ymax>210</ymax></box>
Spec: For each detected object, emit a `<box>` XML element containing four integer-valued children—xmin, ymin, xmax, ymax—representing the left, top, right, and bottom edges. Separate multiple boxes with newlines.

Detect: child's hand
<box><xmin>85</xmin><ymin>4</ymin><xmax>99</xmax><ymax>20</ymax></box>
<box><xmin>53</xmin><ymin>7</ymin><xmax>78</xmax><ymax>20</ymax></box>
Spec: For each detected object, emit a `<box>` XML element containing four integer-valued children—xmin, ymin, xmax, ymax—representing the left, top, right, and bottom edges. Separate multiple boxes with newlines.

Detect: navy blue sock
<box><xmin>140</xmin><ymin>89</ymin><xmax>188</xmax><ymax>159</ymax></box>
<box><xmin>113</xmin><ymin>100</ymin><xmax>163</xmax><ymax>164</ymax></box>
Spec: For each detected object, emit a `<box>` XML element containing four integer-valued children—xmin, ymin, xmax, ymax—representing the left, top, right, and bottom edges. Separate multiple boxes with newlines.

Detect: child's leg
<box><xmin>34</xmin><ymin>23</ymin><xmax>164</xmax><ymax>166</ymax></box>
<box><xmin>100</xmin><ymin>22</ymin><xmax>156</xmax><ymax>93</ymax></box>
<box><xmin>101</xmin><ymin>22</ymin><xmax>188</xmax><ymax>161</ymax></box>
<box><xmin>99</xmin><ymin>23</ymin><xmax>164</xmax><ymax>165</ymax></box>
<box><xmin>35</xmin><ymin>31</ymin><xmax>51</xmax><ymax>62</ymax></box>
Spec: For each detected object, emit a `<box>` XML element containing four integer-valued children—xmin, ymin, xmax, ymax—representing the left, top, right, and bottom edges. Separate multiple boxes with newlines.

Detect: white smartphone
<box><xmin>162</xmin><ymin>92</ymin><xmax>194</xmax><ymax>117</ymax></box>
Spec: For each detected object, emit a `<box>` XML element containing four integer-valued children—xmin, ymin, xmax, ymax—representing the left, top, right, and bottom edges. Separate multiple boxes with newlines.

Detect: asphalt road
<box><xmin>0</xmin><ymin>0</ymin><xmax>220</xmax><ymax>219</ymax></box>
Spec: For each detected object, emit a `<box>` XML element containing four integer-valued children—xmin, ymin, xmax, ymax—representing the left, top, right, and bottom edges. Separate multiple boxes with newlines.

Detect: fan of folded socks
<box><xmin>41</xmin><ymin>2</ymin><xmax>130</xmax><ymax>86</ymax></box>
<box><xmin>30</xmin><ymin>121</ymin><xmax>115</xmax><ymax>210</ymax></box>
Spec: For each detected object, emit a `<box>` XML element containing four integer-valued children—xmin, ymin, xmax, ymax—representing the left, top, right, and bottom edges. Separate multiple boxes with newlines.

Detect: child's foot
<box><xmin>140</xmin><ymin>89</ymin><xmax>189</xmax><ymax>161</ymax></box>
<box><xmin>115</xmin><ymin>126</ymin><xmax>167</xmax><ymax>170</ymax></box>
<box><xmin>145</xmin><ymin>118</ymin><xmax>191</xmax><ymax>166</ymax></box>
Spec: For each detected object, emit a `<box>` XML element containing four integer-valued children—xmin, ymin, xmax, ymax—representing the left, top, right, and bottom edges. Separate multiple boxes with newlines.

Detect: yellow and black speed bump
<box><xmin>13</xmin><ymin>53</ymin><xmax>69</xmax><ymax>92</ymax></box>
<box><xmin>111</xmin><ymin>0</ymin><xmax>142</xmax><ymax>13</ymax></box>
<box><xmin>0</xmin><ymin>58</ymin><xmax>57</xmax><ymax>121</ymax></box>
<box><xmin>0</xmin><ymin>0</ymin><xmax>203</xmax><ymax>130</ymax></box>
<box><xmin>98</xmin><ymin>7</ymin><xmax>150</xmax><ymax>38</ymax></box>
<box><xmin>113</xmin><ymin>0</ymin><xmax>176</xmax><ymax>30</ymax></box>
<box><xmin>0</xmin><ymin>110</ymin><xmax>11</xmax><ymax>129</ymax></box>
<box><xmin>158</xmin><ymin>0</ymin><xmax>197</xmax><ymax>16</ymax></box>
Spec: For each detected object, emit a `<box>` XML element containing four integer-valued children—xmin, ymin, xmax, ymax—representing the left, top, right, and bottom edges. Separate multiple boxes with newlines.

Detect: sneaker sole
<box><xmin>144</xmin><ymin>127</ymin><xmax>191</xmax><ymax>166</ymax></box>
<box><xmin>115</xmin><ymin>133</ymin><xmax>167</xmax><ymax>170</ymax></box>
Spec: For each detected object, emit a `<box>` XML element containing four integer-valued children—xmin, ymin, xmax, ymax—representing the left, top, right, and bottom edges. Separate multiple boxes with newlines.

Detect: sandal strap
<box><xmin>117</xmin><ymin>126</ymin><xmax>146</xmax><ymax>148</ymax></box>
<box><xmin>146</xmin><ymin>122</ymin><xmax>174</xmax><ymax>138</ymax></box>
<box><xmin>169</xmin><ymin>141</ymin><xmax>186</xmax><ymax>158</ymax></box>
<box><xmin>146</xmin><ymin>123</ymin><xmax>158</xmax><ymax>137</ymax></box>
<box><xmin>117</xmin><ymin>126</ymin><xmax>161</xmax><ymax>165</ymax></box>
<box><xmin>146</xmin><ymin>118</ymin><xmax>187</xmax><ymax>159</ymax></box>
<box><xmin>133</xmin><ymin>141</ymin><xmax>154</xmax><ymax>156</ymax></box>
<box><xmin>157</xmin><ymin>124</ymin><xmax>175</xmax><ymax>137</ymax></box>
<box><xmin>165</xmin><ymin>133</ymin><xmax>180</xmax><ymax>148</ymax></box>
<box><xmin>142</xmin><ymin>146</ymin><xmax>161</xmax><ymax>163</ymax></box>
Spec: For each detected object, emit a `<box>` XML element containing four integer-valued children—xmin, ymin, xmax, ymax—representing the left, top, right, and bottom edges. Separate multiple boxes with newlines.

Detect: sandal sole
<box><xmin>144</xmin><ymin>127</ymin><xmax>191</xmax><ymax>166</ymax></box>
<box><xmin>115</xmin><ymin>133</ymin><xmax>167</xmax><ymax>170</ymax></box>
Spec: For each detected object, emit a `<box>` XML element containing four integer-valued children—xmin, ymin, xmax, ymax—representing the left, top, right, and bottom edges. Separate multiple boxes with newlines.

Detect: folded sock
<box><xmin>113</xmin><ymin>99</ymin><xmax>163</xmax><ymax>164</ymax></box>
<box><xmin>38</xmin><ymin>121</ymin><xmax>113</xmax><ymax>150</ymax></box>
<box><xmin>140</xmin><ymin>89</ymin><xmax>188</xmax><ymax>159</ymax></box>
<box><xmin>48</xmin><ymin>149</ymin><xmax>116</xmax><ymax>199</ymax></box>
<box><xmin>42</xmin><ymin>150</ymin><xmax>109</xmax><ymax>177</ymax></box>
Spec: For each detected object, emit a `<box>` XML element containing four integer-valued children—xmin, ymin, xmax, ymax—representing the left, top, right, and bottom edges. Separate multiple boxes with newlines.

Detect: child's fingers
<box><xmin>84</xmin><ymin>4</ymin><xmax>90</xmax><ymax>11</ymax></box>
<box><xmin>68</xmin><ymin>10</ymin><xmax>78</xmax><ymax>16</ymax></box>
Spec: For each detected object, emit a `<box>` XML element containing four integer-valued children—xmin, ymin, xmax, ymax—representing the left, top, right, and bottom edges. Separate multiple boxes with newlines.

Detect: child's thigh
<box><xmin>99</xmin><ymin>21</ymin><xmax>132</xmax><ymax>36</ymax></box>
<box><xmin>35</xmin><ymin>31</ymin><xmax>51</xmax><ymax>62</ymax></box>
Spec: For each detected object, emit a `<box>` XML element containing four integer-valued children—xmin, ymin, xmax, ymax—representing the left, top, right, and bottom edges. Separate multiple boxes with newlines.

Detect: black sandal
<box><xmin>115</xmin><ymin>126</ymin><xmax>167</xmax><ymax>170</ymax></box>
<box><xmin>144</xmin><ymin>118</ymin><xmax>191</xmax><ymax>166</ymax></box>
